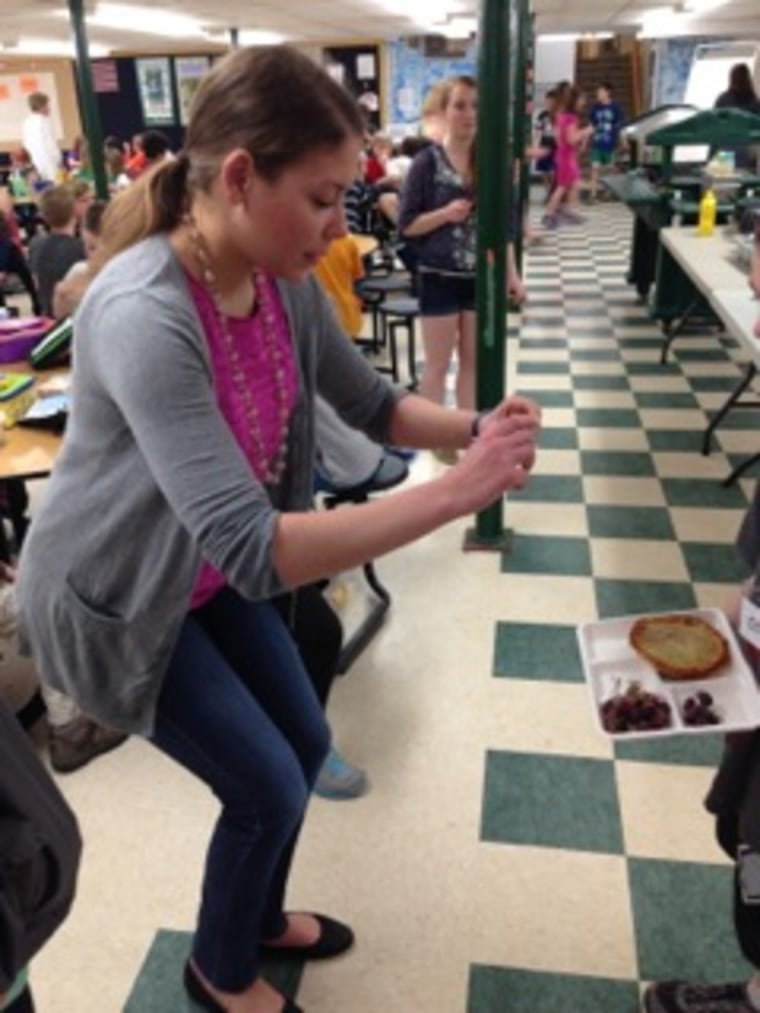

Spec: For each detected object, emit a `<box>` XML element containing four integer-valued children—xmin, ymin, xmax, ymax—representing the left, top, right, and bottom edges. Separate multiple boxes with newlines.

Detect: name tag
<box><xmin>740</xmin><ymin>595</ymin><xmax>760</xmax><ymax>651</ymax></box>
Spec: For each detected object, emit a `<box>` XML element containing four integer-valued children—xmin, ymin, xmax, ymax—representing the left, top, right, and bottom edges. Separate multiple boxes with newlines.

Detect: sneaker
<box><xmin>644</xmin><ymin>980</ymin><xmax>758</xmax><ymax>1013</ymax></box>
<box><xmin>541</xmin><ymin>213</ymin><xmax>560</xmax><ymax>231</ymax></box>
<box><xmin>314</xmin><ymin>748</ymin><xmax>369</xmax><ymax>800</ymax></box>
<box><xmin>49</xmin><ymin>716</ymin><xmax>129</xmax><ymax>774</ymax></box>
<box><xmin>558</xmin><ymin>208</ymin><xmax>586</xmax><ymax>225</ymax></box>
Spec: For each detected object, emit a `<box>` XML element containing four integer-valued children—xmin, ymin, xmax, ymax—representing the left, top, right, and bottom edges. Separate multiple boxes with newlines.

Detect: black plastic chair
<box><xmin>319</xmin><ymin>452</ymin><xmax>409</xmax><ymax>674</ymax></box>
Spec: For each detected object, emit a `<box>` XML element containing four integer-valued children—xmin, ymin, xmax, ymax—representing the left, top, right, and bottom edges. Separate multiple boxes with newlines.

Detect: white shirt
<box><xmin>21</xmin><ymin>112</ymin><xmax>60</xmax><ymax>182</ymax></box>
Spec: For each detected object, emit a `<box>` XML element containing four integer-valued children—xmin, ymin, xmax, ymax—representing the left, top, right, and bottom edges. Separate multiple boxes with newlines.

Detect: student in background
<box><xmin>140</xmin><ymin>130</ymin><xmax>172</xmax><ymax>173</ymax></box>
<box><xmin>314</xmin><ymin>236</ymin><xmax>365</xmax><ymax>340</ymax></box>
<box><xmin>52</xmin><ymin>199</ymin><xmax>107</xmax><ymax>320</ymax></box>
<box><xmin>542</xmin><ymin>85</ymin><xmax>593</xmax><ymax>230</ymax></box>
<box><xmin>588</xmin><ymin>82</ymin><xmax>624</xmax><ymax>202</ymax></box>
<box><xmin>714</xmin><ymin>63</ymin><xmax>760</xmax><ymax>170</ymax></box>
<box><xmin>27</xmin><ymin>186</ymin><xmax>85</xmax><ymax>317</ymax></box>
<box><xmin>20</xmin><ymin>93</ymin><xmax>60</xmax><ymax>186</ymax></box>
<box><xmin>0</xmin><ymin>210</ymin><xmax>41</xmax><ymax>317</ymax></box>
<box><xmin>533</xmin><ymin>89</ymin><xmax>558</xmax><ymax>201</ymax></box>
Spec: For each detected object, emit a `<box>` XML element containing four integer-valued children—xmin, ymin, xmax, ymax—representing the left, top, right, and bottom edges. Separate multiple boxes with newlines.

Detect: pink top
<box><xmin>555</xmin><ymin>112</ymin><xmax>580</xmax><ymax>187</ymax></box>
<box><xmin>187</xmin><ymin>272</ymin><xmax>298</xmax><ymax>609</ymax></box>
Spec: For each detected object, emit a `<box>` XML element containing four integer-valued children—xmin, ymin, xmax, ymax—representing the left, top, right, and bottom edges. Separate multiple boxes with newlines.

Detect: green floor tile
<box><xmin>647</xmin><ymin>430</ymin><xmax>709</xmax><ymax>453</ymax></box>
<box><xmin>681</xmin><ymin>542</ymin><xmax>751</xmax><ymax>584</ymax></box>
<box><xmin>580</xmin><ymin>450</ymin><xmax>655</xmax><ymax>477</ymax></box>
<box><xmin>123</xmin><ymin>930</ymin><xmax>304</xmax><ymax>1012</ymax></box>
<box><xmin>570</xmin><ymin>348</ymin><xmax>621</xmax><ymax>361</ymax></box>
<box><xmin>522</xmin><ymin>315</ymin><xmax>566</xmax><ymax>327</ymax></box>
<box><xmin>493</xmin><ymin>622</ymin><xmax>583</xmax><ymax>682</ymax></box>
<box><xmin>689</xmin><ymin>376</ymin><xmax>744</xmax><ymax>392</ymax></box>
<box><xmin>662</xmin><ymin>479</ymin><xmax>747</xmax><ymax>509</ymax></box>
<box><xmin>502</xmin><ymin>534</ymin><xmax>592</xmax><ymax>576</ymax></box>
<box><xmin>481</xmin><ymin>751</ymin><xmax>624</xmax><ymax>853</ymax></box>
<box><xmin>521</xmin><ymin>338</ymin><xmax>568</xmax><ymax>349</ymax></box>
<box><xmin>539</xmin><ymin>427</ymin><xmax>579</xmax><ymax>450</ymax></box>
<box><xmin>517</xmin><ymin>389</ymin><xmax>575</xmax><ymax>408</ymax></box>
<box><xmin>587</xmin><ymin>505</ymin><xmax>675</xmax><ymax>540</ymax></box>
<box><xmin>517</xmin><ymin>362</ymin><xmax>571</xmax><ymax>375</ymax></box>
<box><xmin>676</xmin><ymin>348</ymin><xmax>732</xmax><ymax>362</ymax></box>
<box><xmin>577</xmin><ymin>408</ymin><xmax>640</xmax><ymax>429</ymax></box>
<box><xmin>572</xmin><ymin>375</ymin><xmax>631</xmax><ymax>391</ymax></box>
<box><xmin>618</xmin><ymin>338</ymin><xmax>664</xmax><ymax>350</ymax></box>
<box><xmin>614</xmin><ymin>734</ymin><xmax>723</xmax><ymax>767</ymax></box>
<box><xmin>634</xmin><ymin>392</ymin><xmax>700</xmax><ymax>410</ymax></box>
<box><xmin>707</xmin><ymin>410</ymin><xmax>760</xmax><ymax>430</ymax></box>
<box><xmin>626</xmin><ymin>362</ymin><xmax>682</xmax><ymax>376</ymax></box>
<box><xmin>567</xmin><ymin>326</ymin><xmax>617</xmax><ymax>338</ymax></box>
<box><xmin>508</xmin><ymin>475</ymin><xmax>584</xmax><ymax>503</ymax></box>
<box><xmin>565</xmin><ymin>305</ymin><xmax>609</xmax><ymax>317</ymax></box>
<box><xmin>467</xmin><ymin>966</ymin><xmax>639</xmax><ymax>1013</ymax></box>
<box><xmin>629</xmin><ymin>858</ymin><xmax>751</xmax><ymax>982</ymax></box>
<box><xmin>595</xmin><ymin>580</ymin><xmax>697</xmax><ymax>619</ymax></box>
<box><xmin>728</xmin><ymin>455</ymin><xmax>760</xmax><ymax>480</ymax></box>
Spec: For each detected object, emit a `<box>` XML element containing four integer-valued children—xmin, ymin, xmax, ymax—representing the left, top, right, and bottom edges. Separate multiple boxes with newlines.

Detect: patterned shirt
<box><xmin>399</xmin><ymin>144</ymin><xmax>476</xmax><ymax>277</ymax></box>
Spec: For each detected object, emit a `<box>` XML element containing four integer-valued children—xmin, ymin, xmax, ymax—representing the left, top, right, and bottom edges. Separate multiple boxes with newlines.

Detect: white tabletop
<box><xmin>710</xmin><ymin>287</ymin><xmax>760</xmax><ymax>365</ymax></box>
<box><xmin>660</xmin><ymin>227</ymin><xmax>748</xmax><ymax>293</ymax></box>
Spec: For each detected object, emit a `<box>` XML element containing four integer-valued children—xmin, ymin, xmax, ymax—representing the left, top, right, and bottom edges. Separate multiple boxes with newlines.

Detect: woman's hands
<box><xmin>439</xmin><ymin>399</ymin><xmax>540</xmax><ymax>517</ymax></box>
<box><xmin>445</xmin><ymin>198</ymin><xmax>474</xmax><ymax>223</ymax></box>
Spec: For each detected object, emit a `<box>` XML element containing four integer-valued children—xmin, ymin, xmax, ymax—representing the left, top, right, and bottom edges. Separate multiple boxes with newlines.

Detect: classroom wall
<box><xmin>385</xmin><ymin>37</ymin><xmax>477</xmax><ymax>132</ymax></box>
<box><xmin>0</xmin><ymin>56</ymin><xmax>81</xmax><ymax>149</ymax></box>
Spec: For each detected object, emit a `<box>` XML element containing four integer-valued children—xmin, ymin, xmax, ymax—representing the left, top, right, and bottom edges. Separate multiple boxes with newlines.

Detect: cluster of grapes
<box><xmin>599</xmin><ymin>681</ymin><xmax>672</xmax><ymax>734</ymax></box>
<box><xmin>682</xmin><ymin>691</ymin><xmax>722</xmax><ymax>727</ymax></box>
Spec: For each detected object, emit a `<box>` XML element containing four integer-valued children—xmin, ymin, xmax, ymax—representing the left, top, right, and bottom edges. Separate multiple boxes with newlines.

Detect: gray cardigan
<box><xmin>16</xmin><ymin>234</ymin><xmax>401</xmax><ymax>735</ymax></box>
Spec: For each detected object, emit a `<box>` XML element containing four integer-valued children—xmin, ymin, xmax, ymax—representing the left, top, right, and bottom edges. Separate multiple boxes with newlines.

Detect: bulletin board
<box><xmin>0</xmin><ymin>72</ymin><xmax>64</xmax><ymax>144</ymax></box>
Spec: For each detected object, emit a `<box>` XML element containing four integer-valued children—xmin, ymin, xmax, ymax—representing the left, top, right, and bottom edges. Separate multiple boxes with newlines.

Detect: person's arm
<box><xmin>274</xmin><ymin>406</ymin><xmax>538</xmax><ymax>586</ymax></box>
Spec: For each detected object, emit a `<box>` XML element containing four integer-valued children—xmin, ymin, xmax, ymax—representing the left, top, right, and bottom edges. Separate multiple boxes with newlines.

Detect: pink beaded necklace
<box><xmin>185</xmin><ymin>214</ymin><xmax>290</xmax><ymax>486</ymax></box>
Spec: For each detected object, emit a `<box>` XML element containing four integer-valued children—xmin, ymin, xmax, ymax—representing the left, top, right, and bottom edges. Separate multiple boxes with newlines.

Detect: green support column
<box><xmin>464</xmin><ymin>0</ymin><xmax>515</xmax><ymax>551</ymax></box>
<box><xmin>514</xmin><ymin>0</ymin><xmax>534</xmax><ymax>273</ymax></box>
<box><xmin>68</xmin><ymin>0</ymin><xmax>108</xmax><ymax>201</ymax></box>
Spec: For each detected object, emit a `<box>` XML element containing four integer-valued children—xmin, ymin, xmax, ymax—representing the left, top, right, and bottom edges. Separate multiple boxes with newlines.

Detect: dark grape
<box><xmin>599</xmin><ymin>681</ymin><xmax>672</xmax><ymax>733</ymax></box>
<box><xmin>682</xmin><ymin>694</ymin><xmax>722</xmax><ymax>727</ymax></box>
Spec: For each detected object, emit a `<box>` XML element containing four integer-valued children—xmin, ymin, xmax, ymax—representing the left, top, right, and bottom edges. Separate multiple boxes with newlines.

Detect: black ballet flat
<box><xmin>183</xmin><ymin>961</ymin><xmax>303</xmax><ymax>1012</ymax></box>
<box><xmin>260</xmin><ymin>913</ymin><xmax>355</xmax><ymax>961</ymax></box>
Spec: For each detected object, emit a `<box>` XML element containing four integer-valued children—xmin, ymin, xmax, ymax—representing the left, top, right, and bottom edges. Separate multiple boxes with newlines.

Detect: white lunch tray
<box><xmin>577</xmin><ymin>608</ymin><xmax>760</xmax><ymax>741</ymax></box>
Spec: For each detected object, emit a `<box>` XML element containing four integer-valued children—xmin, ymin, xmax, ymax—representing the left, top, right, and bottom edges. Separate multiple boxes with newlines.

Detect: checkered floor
<box><xmin>469</xmin><ymin>200</ymin><xmax>758</xmax><ymax>1011</ymax></box>
<box><xmin>34</xmin><ymin>200</ymin><xmax>760</xmax><ymax>1013</ymax></box>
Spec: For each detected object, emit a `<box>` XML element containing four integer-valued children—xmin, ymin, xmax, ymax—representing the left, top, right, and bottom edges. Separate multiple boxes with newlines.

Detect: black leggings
<box><xmin>717</xmin><ymin>811</ymin><xmax>760</xmax><ymax>969</ymax></box>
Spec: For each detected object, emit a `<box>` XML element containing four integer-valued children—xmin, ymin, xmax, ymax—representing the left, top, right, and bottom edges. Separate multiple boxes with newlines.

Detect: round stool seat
<box><xmin>378</xmin><ymin>296</ymin><xmax>419</xmax><ymax>317</ymax></box>
<box><xmin>357</xmin><ymin>273</ymin><xmax>412</xmax><ymax>298</ymax></box>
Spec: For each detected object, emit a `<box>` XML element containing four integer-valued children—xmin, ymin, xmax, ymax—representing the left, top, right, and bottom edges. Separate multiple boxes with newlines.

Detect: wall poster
<box><xmin>174</xmin><ymin>56</ymin><xmax>210</xmax><ymax>126</ymax></box>
<box><xmin>136</xmin><ymin>56</ymin><xmax>175</xmax><ymax>125</ymax></box>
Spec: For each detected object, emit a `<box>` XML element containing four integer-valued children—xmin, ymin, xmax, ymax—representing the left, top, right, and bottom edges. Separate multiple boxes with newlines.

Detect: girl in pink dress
<box><xmin>542</xmin><ymin>86</ymin><xmax>593</xmax><ymax>230</ymax></box>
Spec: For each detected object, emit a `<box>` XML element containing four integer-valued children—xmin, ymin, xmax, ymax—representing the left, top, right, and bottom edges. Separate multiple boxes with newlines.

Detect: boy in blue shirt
<box><xmin>588</xmin><ymin>82</ymin><xmax>624</xmax><ymax>202</ymax></box>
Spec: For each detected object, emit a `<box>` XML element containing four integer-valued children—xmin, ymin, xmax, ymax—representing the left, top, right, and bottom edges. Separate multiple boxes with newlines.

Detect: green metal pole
<box><xmin>68</xmin><ymin>0</ymin><xmax>108</xmax><ymax>201</ymax></box>
<box><xmin>514</xmin><ymin>0</ymin><xmax>533</xmax><ymax>273</ymax></box>
<box><xmin>466</xmin><ymin>0</ymin><xmax>513</xmax><ymax>550</ymax></box>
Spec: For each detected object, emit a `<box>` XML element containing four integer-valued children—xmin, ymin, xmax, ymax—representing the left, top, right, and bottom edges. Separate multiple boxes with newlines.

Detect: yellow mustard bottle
<box><xmin>697</xmin><ymin>186</ymin><xmax>717</xmax><ymax>237</ymax></box>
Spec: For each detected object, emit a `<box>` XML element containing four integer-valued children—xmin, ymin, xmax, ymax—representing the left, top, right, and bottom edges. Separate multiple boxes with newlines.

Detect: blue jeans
<box><xmin>149</xmin><ymin>586</ymin><xmax>336</xmax><ymax>992</ymax></box>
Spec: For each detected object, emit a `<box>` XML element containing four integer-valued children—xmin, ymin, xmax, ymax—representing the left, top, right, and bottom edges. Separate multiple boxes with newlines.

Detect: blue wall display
<box><xmin>386</xmin><ymin>37</ymin><xmax>478</xmax><ymax>128</ymax></box>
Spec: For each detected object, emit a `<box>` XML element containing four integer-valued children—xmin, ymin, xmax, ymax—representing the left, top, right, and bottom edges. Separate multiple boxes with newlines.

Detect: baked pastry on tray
<box><xmin>629</xmin><ymin>614</ymin><xmax>729</xmax><ymax>680</ymax></box>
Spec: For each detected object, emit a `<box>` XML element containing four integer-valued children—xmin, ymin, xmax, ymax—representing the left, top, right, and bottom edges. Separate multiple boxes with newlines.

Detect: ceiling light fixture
<box><xmin>74</xmin><ymin>4</ymin><xmax>209</xmax><ymax>38</ymax></box>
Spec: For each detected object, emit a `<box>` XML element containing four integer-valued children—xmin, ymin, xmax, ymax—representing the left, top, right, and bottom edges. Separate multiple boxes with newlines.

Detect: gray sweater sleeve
<box><xmin>84</xmin><ymin>288</ymin><xmax>288</xmax><ymax>599</ymax></box>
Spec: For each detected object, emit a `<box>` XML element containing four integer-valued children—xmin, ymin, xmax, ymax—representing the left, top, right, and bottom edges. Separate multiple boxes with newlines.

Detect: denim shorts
<box><xmin>418</xmin><ymin>270</ymin><xmax>476</xmax><ymax>317</ymax></box>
